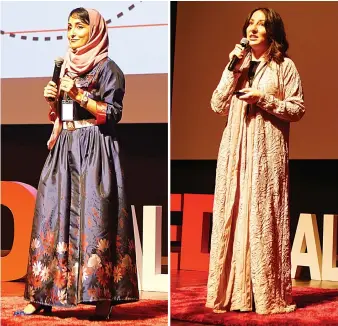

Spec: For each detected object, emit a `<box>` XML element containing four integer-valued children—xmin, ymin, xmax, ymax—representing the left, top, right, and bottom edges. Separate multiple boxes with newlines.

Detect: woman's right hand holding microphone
<box><xmin>44</xmin><ymin>81</ymin><xmax>58</xmax><ymax>103</ymax></box>
<box><xmin>229</xmin><ymin>44</ymin><xmax>247</xmax><ymax>71</ymax></box>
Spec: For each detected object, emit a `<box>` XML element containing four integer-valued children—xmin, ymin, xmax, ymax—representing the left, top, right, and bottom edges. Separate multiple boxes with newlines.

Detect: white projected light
<box><xmin>1</xmin><ymin>1</ymin><xmax>168</xmax><ymax>78</ymax></box>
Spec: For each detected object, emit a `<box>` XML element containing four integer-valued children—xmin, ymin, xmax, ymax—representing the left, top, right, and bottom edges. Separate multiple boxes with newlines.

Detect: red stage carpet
<box><xmin>171</xmin><ymin>285</ymin><xmax>338</xmax><ymax>325</ymax></box>
<box><xmin>1</xmin><ymin>297</ymin><xmax>168</xmax><ymax>325</ymax></box>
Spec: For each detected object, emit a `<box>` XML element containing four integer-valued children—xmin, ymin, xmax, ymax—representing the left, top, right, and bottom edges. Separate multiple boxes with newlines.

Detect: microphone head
<box><xmin>240</xmin><ymin>38</ymin><xmax>249</xmax><ymax>48</ymax></box>
<box><xmin>54</xmin><ymin>56</ymin><xmax>64</xmax><ymax>67</ymax></box>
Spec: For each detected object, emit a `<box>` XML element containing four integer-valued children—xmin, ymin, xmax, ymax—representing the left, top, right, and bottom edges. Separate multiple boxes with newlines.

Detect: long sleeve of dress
<box><xmin>97</xmin><ymin>60</ymin><xmax>125</xmax><ymax>124</ymax></box>
<box><xmin>210</xmin><ymin>67</ymin><xmax>242</xmax><ymax>117</ymax></box>
<box><xmin>256</xmin><ymin>59</ymin><xmax>305</xmax><ymax>122</ymax></box>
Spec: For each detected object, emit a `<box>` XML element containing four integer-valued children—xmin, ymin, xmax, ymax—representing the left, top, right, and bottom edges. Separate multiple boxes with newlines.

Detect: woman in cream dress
<box><xmin>206</xmin><ymin>8</ymin><xmax>305</xmax><ymax>314</ymax></box>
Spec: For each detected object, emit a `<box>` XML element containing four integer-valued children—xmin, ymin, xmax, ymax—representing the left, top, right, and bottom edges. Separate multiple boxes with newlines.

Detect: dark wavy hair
<box><xmin>69</xmin><ymin>7</ymin><xmax>89</xmax><ymax>25</ymax></box>
<box><xmin>242</xmin><ymin>8</ymin><xmax>289</xmax><ymax>64</ymax></box>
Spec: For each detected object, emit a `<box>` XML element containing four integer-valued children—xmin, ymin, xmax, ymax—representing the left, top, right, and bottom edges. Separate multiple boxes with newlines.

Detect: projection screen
<box><xmin>1</xmin><ymin>1</ymin><xmax>168</xmax><ymax>124</ymax></box>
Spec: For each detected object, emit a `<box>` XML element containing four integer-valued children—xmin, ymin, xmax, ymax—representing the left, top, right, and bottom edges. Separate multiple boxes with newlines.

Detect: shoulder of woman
<box><xmin>281</xmin><ymin>57</ymin><xmax>298</xmax><ymax>70</ymax></box>
<box><xmin>102</xmin><ymin>58</ymin><xmax>124</xmax><ymax>76</ymax></box>
<box><xmin>98</xmin><ymin>58</ymin><xmax>125</xmax><ymax>88</ymax></box>
<box><xmin>280</xmin><ymin>57</ymin><xmax>301</xmax><ymax>77</ymax></box>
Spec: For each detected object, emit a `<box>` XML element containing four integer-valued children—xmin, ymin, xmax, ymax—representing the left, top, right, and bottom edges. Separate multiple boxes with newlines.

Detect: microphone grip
<box><xmin>47</xmin><ymin>65</ymin><xmax>62</xmax><ymax>102</ymax></box>
<box><xmin>52</xmin><ymin>65</ymin><xmax>62</xmax><ymax>84</ymax></box>
<box><xmin>228</xmin><ymin>55</ymin><xmax>240</xmax><ymax>71</ymax></box>
<box><xmin>227</xmin><ymin>38</ymin><xmax>248</xmax><ymax>71</ymax></box>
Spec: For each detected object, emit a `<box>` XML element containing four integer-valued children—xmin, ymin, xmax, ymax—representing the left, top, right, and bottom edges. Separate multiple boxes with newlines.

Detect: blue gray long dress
<box><xmin>24</xmin><ymin>57</ymin><xmax>139</xmax><ymax>307</ymax></box>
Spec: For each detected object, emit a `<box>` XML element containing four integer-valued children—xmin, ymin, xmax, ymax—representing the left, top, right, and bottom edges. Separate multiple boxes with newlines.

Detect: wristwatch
<box><xmin>80</xmin><ymin>91</ymin><xmax>89</xmax><ymax>108</ymax></box>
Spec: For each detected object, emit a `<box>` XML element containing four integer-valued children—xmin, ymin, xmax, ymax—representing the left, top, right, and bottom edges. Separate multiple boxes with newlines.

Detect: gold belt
<box><xmin>62</xmin><ymin>119</ymin><xmax>96</xmax><ymax>131</ymax></box>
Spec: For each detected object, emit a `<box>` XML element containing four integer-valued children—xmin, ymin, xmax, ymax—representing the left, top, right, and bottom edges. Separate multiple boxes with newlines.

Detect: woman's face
<box><xmin>246</xmin><ymin>10</ymin><xmax>269</xmax><ymax>50</ymax></box>
<box><xmin>67</xmin><ymin>15</ymin><xmax>90</xmax><ymax>50</ymax></box>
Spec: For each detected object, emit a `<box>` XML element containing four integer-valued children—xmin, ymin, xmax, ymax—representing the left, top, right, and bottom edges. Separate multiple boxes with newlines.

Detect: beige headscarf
<box><xmin>61</xmin><ymin>8</ymin><xmax>109</xmax><ymax>77</ymax></box>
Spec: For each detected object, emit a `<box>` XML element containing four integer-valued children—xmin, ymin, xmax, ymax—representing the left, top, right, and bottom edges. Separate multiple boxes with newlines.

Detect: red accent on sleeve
<box><xmin>48</xmin><ymin>104</ymin><xmax>57</xmax><ymax>122</ymax></box>
<box><xmin>96</xmin><ymin>102</ymin><xmax>107</xmax><ymax>125</ymax></box>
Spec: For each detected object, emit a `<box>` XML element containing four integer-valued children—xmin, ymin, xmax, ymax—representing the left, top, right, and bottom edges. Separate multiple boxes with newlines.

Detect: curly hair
<box><xmin>242</xmin><ymin>8</ymin><xmax>289</xmax><ymax>64</ymax></box>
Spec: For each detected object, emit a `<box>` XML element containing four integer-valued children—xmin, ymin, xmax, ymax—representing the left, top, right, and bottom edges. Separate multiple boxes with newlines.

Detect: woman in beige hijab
<box><xmin>14</xmin><ymin>8</ymin><xmax>138</xmax><ymax>320</ymax></box>
<box><xmin>206</xmin><ymin>8</ymin><xmax>305</xmax><ymax>314</ymax></box>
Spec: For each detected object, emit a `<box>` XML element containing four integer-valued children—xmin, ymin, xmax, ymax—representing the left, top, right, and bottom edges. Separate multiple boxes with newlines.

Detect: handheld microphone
<box><xmin>48</xmin><ymin>57</ymin><xmax>64</xmax><ymax>102</ymax></box>
<box><xmin>228</xmin><ymin>38</ymin><xmax>249</xmax><ymax>71</ymax></box>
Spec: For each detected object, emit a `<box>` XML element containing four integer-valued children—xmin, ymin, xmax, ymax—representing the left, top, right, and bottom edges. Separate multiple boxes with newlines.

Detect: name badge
<box><xmin>61</xmin><ymin>100</ymin><xmax>74</xmax><ymax>121</ymax></box>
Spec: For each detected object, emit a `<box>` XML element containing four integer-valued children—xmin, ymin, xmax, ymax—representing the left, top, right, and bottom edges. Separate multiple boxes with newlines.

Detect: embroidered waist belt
<box><xmin>62</xmin><ymin>119</ymin><xmax>96</xmax><ymax>131</ymax></box>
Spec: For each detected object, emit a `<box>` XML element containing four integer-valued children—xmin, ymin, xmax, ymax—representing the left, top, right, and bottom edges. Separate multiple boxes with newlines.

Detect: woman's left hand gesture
<box><xmin>60</xmin><ymin>76</ymin><xmax>78</xmax><ymax>100</ymax></box>
<box><xmin>237</xmin><ymin>88</ymin><xmax>263</xmax><ymax>104</ymax></box>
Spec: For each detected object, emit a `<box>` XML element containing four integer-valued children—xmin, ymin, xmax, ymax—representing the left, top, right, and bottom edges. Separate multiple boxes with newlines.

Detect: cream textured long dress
<box><xmin>206</xmin><ymin>52</ymin><xmax>305</xmax><ymax>315</ymax></box>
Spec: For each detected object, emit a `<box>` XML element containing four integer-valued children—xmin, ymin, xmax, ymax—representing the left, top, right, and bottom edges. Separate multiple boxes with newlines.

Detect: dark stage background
<box><xmin>1</xmin><ymin>123</ymin><xmax>168</xmax><ymax>257</ymax></box>
<box><xmin>171</xmin><ymin>159</ymin><xmax>338</xmax><ymax>244</ymax></box>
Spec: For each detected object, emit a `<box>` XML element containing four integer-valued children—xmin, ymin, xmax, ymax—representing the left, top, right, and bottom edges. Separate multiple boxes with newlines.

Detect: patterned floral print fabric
<box><xmin>24</xmin><ymin>58</ymin><xmax>139</xmax><ymax>308</ymax></box>
<box><xmin>206</xmin><ymin>53</ymin><xmax>305</xmax><ymax>314</ymax></box>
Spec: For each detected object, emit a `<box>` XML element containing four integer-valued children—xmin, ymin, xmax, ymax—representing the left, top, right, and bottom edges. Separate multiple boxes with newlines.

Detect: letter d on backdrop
<box><xmin>1</xmin><ymin>182</ymin><xmax>37</xmax><ymax>281</ymax></box>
